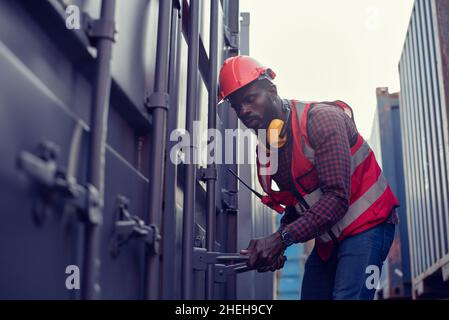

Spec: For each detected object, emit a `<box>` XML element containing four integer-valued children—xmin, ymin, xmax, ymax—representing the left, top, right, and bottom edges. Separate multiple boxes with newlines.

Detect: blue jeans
<box><xmin>301</xmin><ymin>222</ymin><xmax>395</xmax><ymax>300</ymax></box>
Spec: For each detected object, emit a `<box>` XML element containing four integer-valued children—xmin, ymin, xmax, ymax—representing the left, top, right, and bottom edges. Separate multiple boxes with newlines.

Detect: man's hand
<box><xmin>256</xmin><ymin>250</ymin><xmax>287</xmax><ymax>273</ymax></box>
<box><xmin>240</xmin><ymin>231</ymin><xmax>287</xmax><ymax>272</ymax></box>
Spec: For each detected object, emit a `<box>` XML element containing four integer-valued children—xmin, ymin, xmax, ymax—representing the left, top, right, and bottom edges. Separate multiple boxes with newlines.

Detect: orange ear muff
<box><xmin>266</xmin><ymin>105</ymin><xmax>290</xmax><ymax>149</ymax></box>
<box><xmin>267</xmin><ymin>119</ymin><xmax>287</xmax><ymax>149</ymax></box>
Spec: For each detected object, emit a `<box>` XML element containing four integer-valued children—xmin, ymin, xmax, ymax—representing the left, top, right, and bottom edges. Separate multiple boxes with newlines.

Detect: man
<box><xmin>218</xmin><ymin>55</ymin><xmax>399</xmax><ymax>300</ymax></box>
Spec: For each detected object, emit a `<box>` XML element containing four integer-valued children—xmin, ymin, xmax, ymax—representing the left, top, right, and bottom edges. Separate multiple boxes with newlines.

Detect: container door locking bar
<box><xmin>193</xmin><ymin>247</ymin><xmax>253</xmax><ymax>283</ymax></box>
<box><xmin>17</xmin><ymin>141</ymin><xmax>101</xmax><ymax>226</ymax></box>
<box><xmin>215</xmin><ymin>263</ymin><xmax>252</xmax><ymax>283</ymax></box>
<box><xmin>110</xmin><ymin>195</ymin><xmax>161</xmax><ymax>258</ymax></box>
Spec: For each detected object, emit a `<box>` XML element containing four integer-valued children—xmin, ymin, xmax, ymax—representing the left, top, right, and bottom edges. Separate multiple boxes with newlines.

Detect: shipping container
<box><xmin>398</xmin><ymin>0</ymin><xmax>449</xmax><ymax>299</ymax></box>
<box><xmin>369</xmin><ymin>87</ymin><xmax>412</xmax><ymax>299</ymax></box>
<box><xmin>0</xmin><ymin>0</ymin><xmax>274</xmax><ymax>300</ymax></box>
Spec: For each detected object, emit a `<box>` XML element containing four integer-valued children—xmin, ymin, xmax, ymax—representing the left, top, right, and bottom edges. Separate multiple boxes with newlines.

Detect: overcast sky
<box><xmin>239</xmin><ymin>0</ymin><xmax>415</xmax><ymax>138</ymax></box>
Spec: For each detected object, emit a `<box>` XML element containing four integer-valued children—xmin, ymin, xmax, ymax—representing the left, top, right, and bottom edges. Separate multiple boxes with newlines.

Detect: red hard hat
<box><xmin>218</xmin><ymin>55</ymin><xmax>276</xmax><ymax>103</ymax></box>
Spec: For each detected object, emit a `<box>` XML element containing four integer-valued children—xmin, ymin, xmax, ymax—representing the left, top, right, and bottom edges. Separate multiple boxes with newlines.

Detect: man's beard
<box><xmin>261</xmin><ymin>96</ymin><xmax>279</xmax><ymax>129</ymax></box>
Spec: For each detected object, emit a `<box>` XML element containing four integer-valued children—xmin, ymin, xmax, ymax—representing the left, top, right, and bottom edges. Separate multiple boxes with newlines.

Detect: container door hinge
<box><xmin>222</xmin><ymin>189</ymin><xmax>238</xmax><ymax>214</ymax></box>
<box><xmin>110</xmin><ymin>195</ymin><xmax>161</xmax><ymax>258</ymax></box>
<box><xmin>17</xmin><ymin>141</ymin><xmax>102</xmax><ymax>226</ymax></box>
<box><xmin>224</xmin><ymin>25</ymin><xmax>239</xmax><ymax>51</ymax></box>
<box><xmin>144</xmin><ymin>92</ymin><xmax>170</xmax><ymax>112</ymax></box>
<box><xmin>197</xmin><ymin>166</ymin><xmax>217</xmax><ymax>182</ymax></box>
<box><xmin>83</xmin><ymin>13</ymin><xmax>117</xmax><ymax>44</ymax></box>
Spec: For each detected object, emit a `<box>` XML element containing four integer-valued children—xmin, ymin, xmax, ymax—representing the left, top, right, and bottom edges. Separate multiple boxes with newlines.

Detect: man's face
<box><xmin>228</xmin><ymin>81</ymin><xmax>277</xmax><ymax>131</ymax></box>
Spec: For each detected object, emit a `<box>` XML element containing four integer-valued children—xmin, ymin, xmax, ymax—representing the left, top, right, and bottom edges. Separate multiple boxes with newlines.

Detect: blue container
<box><xmin>398</xmin><ymin>0</ymin><xmax>449</xmax><ymax>299</ymax></box>
<box><xmin>369</xmin><ymin>88</ymin><xmax>412</xmax><ymax>299</ymax></box>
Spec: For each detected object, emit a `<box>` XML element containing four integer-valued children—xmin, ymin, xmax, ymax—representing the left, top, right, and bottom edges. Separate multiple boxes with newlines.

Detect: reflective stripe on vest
<box><xmin>316</xmin><ymin>171</ymin><xmax>390</xmax><ymax>243</ymax></box>
<box><xmin>295</xmin><ymin>102</ymin><xmax>316</xmax><ymax>163</ymax></box>
<box><xmin>329</xmin><ymin>172</ymin><xmax>389</xmax><ymax>237</ymax></box>
<box><xmin>259</xmin><ymin>169</ymin><xmax>269</xmax><ymax>191</ymax></box>
<box><xmin>303</xmin><ymin>188</ymin><xmax>322</xmax><ymax>208</ymax></box>
<box><xmin>291</xmin><ymin>187</ymin><xmax>323</xmax><ymax>215</ymax></box>
<box><xmin>350</xmin><ymin>140</ymin><xmax>371</xmax><ymax>175</ymax></box>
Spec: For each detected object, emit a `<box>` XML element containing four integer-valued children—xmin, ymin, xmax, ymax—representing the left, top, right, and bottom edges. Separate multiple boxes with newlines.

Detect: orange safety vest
<box><xmin>256</xmin><ymin>100</ymin><xmax>399</xmax><ymax>261</ymax></box>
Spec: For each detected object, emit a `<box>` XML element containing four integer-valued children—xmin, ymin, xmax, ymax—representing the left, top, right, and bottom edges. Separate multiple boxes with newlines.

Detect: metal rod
<box><xmin>205</xmin><ymin>0</ymin><xmax>219</xmax><ymax>301</ymax></box>
<box><xmin>82</xmin><ymin>0</ymin><xmax>116</xmax><ymax>300</ymax></box>
<box><xmin>161</xmin><ymin>2</ymin><xmax>182</xmax><ymax>300</ymax></box>
<box><xmin>144</xmin><ymin>0</ymin><xmax>173</xmax><ymax>300</ymax></box>
<box><xmin>224</xmin><ymin>0</ymin><xmax>240</xmax><ymax>300</ymax></box>
<box><xmin>228</xmin><ymin>169</ymin><xmax>263</xmax><ymax>199</ymax></box>
<box><xmin>181</xmin><ymin>0</ymin><xmax>200</xmax><ymax>300</ymax></box>
<box><xmin>234</xmin><ymin>264</ymin><xmax>253</xmax><ymax>273</ymax></box>
<box><xmin>216</xmin><ymin>255</ymin><xmax>249</xmax><ymax>262</ymax></box>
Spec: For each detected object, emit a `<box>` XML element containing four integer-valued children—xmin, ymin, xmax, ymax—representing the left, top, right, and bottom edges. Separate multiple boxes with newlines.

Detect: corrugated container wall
<box><xmin>398</xmin><ymin>0</ymin><xmax>449</xmax><ymax>299</ymax></box>
<box><xmin>0</xmin><ymin>0</ymin><xmax>273</xmax><ymax>300</ymax></box>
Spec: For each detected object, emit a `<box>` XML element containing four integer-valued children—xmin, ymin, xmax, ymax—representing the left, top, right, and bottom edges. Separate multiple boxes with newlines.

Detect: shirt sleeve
<box><xmin>284</xmin><ymin>104</ymin><xmax>352</xmax><ymax>243</ymax></box>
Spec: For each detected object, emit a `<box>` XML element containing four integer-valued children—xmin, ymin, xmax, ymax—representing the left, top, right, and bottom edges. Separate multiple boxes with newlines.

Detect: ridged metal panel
<box><xmin>0</xmin><ymin>0</ymin><xmax>270</xmax><ymax>300</ymax></box>
<box><xmin>0</xmin><ymin>39</ymin><xmax>86</xmax><ymax>298</ymax></box>
<box><xmin>399</xmin><ymin>0</ymin><xmax>449</xmax><ymax>298</ymax></box>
